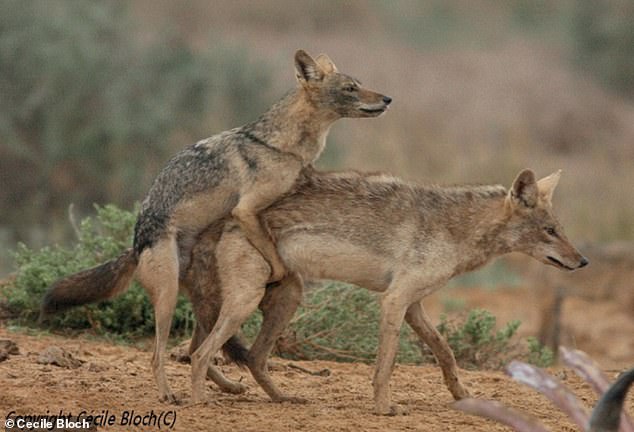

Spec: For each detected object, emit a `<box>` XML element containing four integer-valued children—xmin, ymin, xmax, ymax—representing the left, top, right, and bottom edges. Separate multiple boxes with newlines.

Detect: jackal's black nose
<box><xmin>579</xmin><ymin>256</ymin><xmax>589</xmax><ymax>268</ymax></box>
<box><xmin>382</xmin><ymin>96</ymin><xmax>392</xmax><ymax>105</ymax></box>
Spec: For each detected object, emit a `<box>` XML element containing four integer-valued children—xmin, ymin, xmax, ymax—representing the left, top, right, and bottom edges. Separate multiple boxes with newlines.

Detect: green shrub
<box><xmin>3</xmin><ymin>204</ymin><xmax>194</xmax><ymax>339</ymax></box>
<box><xmin>425</xmin><ymin>309</ymin><xmax>521</xmax><ymax>370</ymax></box>
<box><xmin>525</xmin><ymin>336</ymin><xmax>555</xmax><ymax>368</ymax></box>
<box><xmin>422</xmin><ymin>309</ymin><xmax>553</xmax><ymax>369</ymax></box>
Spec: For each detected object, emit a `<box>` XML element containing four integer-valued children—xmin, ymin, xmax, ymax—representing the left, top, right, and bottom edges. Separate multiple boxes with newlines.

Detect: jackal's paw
<box><xmin>450</xmin><ymin>384</ymin><xmax>471</xmax><ymax>400</ymax></box>
<box><xmin>272</xmin><ymin>395</ymin><xmax>308</xmax><ymax>404</ymax></box>
<box><xmin>159</xmin><ymin>391</ymin><xmax>180</xmax><ymax>405</ymax></box>
<box><xmin>374</xmin><ymin>403</ymin><xmax>409</xmax><ymax>416</ymax></box>
<box><xmin>191</xmin><ymin>388</ymin><xmax>208</xmax><ymax>405</ymax></box>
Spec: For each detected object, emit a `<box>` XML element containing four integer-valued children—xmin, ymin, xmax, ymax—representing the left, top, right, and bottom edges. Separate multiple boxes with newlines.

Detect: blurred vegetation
<box><xmin>0</xmin><ymin>0</ymin><xmax>271</xmax><ymax>255</ymax></box>
<box><xmin>450</xmin><ymin>260</ymin><xmax>522</xmax><ymax>289</ymax></box>
<box><xmin>572</xmin><ymin>0</ymin><xmax>634</xmax><ymax>98</ymax></box>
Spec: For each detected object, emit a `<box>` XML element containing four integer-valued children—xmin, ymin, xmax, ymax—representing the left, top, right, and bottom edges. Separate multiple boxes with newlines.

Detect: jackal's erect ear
<box><xmin>315</xmin><ymin>53</ymin><xmax>338</xmax><ymax>74</ymax></box>
<box><xmin>507</xmin><ymin>169</ymin><xmax>538</xmax><ymax>209</ymax></box>
<box><xmin>295</xmin><ymin>50</ymin><xmax>325</xmax><ymax>84</ymax></box>
<box><xmin>536</xmin><ymin>170</ymin><xmax>561</xmax><ymax>206</ymax></box>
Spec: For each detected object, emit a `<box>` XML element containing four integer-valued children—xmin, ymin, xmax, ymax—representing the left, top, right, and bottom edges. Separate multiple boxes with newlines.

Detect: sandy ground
<box><xmin>1</xmin><ymin>285</ymin><xmax>633</xmax><ymax>432</ymax></box>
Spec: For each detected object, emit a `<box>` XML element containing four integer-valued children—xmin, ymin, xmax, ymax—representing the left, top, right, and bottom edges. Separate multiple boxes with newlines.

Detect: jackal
<box><xmin>41</xmin><ymin>50</ymin><xmax>391</xmax><ymax>403</ymax></box>
<box><xmin>182</xmin><ymin>167</ymin><xmax>587</xmax><ymax>413</ymax></box>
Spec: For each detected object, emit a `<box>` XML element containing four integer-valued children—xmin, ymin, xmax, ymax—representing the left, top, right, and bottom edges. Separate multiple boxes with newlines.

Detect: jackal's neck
<box><xmin>466</xmin><ymin>202</ymin><xmax>512</xmax><ymax>272</ymax></box>
<box><xmin>443</xmin><ymin>192</ymin><xmax>512</xmax><ymax>276</ymax></box>
<box><xmin>240</xmin><ymin>89</ymin><xmax>339</xmax><ymax>165</ymax></box>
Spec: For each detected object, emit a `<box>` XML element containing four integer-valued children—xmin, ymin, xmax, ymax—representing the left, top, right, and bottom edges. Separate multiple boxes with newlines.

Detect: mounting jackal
<box><xmin>181</xmin><ymin>167</ymin><xmax>587</xmax><ymax>413</ymax></box>
<box><xmin>41</xmin><ymin>50</ymin><xmax>391</xmax><ymax>403</ymax></box>
<box><xmin>528</xmin><ymin>240</ymin><xmax>634</xmax><ymax>352</ymax></box>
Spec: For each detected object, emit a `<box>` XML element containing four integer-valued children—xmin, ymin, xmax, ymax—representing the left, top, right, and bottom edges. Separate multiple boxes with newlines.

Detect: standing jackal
<box><xmin>184</xmin><ymin>167</ymin><xmax>587</xmax><ymax>413</ymax></box>
<box><xmin>41</xmin><ymin>50</ymin><xmax>391</xmax><ymax>403</ymax></box>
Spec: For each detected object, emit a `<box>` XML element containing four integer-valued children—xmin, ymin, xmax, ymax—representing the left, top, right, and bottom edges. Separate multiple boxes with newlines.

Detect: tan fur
<box><xmin>183</xmin><ymin>167</ymin><xmax>587</xmax><ymax>414</ymax></box>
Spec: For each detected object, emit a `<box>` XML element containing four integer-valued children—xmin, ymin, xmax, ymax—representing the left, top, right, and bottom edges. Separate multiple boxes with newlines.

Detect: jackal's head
<box><xmin>294</xmin><ymin>49</ymin><xmax>392</xmax><ymax>118</ymax></box>
<box><xmin>504</xmin><ymin>169</ymin><xmax>588</xmax><ymax>271</ymax></box>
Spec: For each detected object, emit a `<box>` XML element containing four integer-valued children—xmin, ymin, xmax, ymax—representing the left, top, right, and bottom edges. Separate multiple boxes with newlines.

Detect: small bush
<box><xmin>418</xmin><ymin>309</ymin><xmax>519</xmax><ymax>370</ymax></box>
<box><xmin>422</xmin><ymin>310</ymin><xmax>553</xmax><ymax>369</ymax></box>
<box><xmin>3</xmin><ymin>204</ymin><xmax>194</xmax><ymax>339</ymax></box>
<box><xmin>525</xmin><ymin>336</ymin><xmax>555</xmax><ymax>368</ymax></box>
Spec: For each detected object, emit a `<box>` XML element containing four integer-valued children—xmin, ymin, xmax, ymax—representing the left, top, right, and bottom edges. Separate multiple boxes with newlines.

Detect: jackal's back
<box><xmin>263</xmin><ymin>168</ymin><xmax>507</xmax><ymax>254</ymax></box>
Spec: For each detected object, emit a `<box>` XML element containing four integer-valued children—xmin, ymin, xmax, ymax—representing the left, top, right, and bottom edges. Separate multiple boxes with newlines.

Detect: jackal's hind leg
<box><xmin>231</xmin><ymin>206</ymin><xmax>287</xmax><ymax>283</ymax></box>
<box><xmin>190</xmin><ymin>229</ymin><xmax>269</xmax><ymax>404</ymax></box>
<box><xmin>190</xmin><ymin>286</ymin><xmax>265</xmax><ymax>403</ymax></box>
<box><xmin>189</xmin><ymin>323</ymin><xmax>247</xmax><ymax>394</ymax></box>
<box><xmin>137</xmin><ymin>239</ymin><xmax>180</xmax><ymax>404</ymax></box>
<box><xmin>249</xmin><ymin>273</ymin><xmax>306</xmax><ymax>403</ymax></box>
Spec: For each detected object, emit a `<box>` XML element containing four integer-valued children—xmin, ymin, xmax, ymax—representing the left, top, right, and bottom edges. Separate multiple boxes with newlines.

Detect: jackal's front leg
<box><xmin>405</xmin><ymin>301</ymin><xmax>469</xmax><ymax>400</ymax></box>
<box><xmin>231</xmin><ymin>205</ymin><xmax>287</xmax><ymax>283</ymax></box>
<box><xmin>373</xmin><ymin>293</ymin><xmax>409</xmax><ymax>416</ymax></box>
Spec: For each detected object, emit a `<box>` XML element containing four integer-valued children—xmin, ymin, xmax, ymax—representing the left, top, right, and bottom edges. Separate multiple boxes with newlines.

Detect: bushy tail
<box><xmin>589</xmin><ymin>367</ymin><xmax>634</xmax><ymax>432</ymax></box>
<box><xmin>40</xmin><ymin>248</ymin><xmax>138</xmax><ymax>316</ymax></box>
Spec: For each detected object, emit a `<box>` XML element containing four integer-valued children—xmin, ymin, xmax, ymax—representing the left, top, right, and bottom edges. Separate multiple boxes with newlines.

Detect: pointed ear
<box><xmin>537</xmin><ymin>170</ymin><xmax>561</xmax><ymax>206</ymax></box>
<box><xmin>507</xmin><ymin>169</ymin><xmax>538</xmax><ymax>209</ymax></box>
<box><xmin>315</xmin><ymin>53</ymin><xmax>338</xmax><ymax>74</ymax></box>
<box><xmin>294</xmin><ymin>50</ymin><xmax>325</xmax><ymax>84</ymax></box>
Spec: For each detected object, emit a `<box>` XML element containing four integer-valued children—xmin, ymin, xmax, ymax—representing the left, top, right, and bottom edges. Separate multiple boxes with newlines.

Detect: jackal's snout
<box><xmin>543</xmin><ymin>237</ymin><xmax>589</xmax><ymax>271</ymax></box>
<box><xmin>546</xmin><ymin>251</ymin><xmax>589</xmax><ymax>271</ymax></box>
<box><xmin>356</xmin><ymin>91</ymin><xmax>392</xmax><ymax>117</ymax></box>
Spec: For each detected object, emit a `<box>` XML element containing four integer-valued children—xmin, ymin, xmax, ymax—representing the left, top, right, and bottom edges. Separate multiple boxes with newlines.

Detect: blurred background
<box><xmin>1</xmin><ymin>0</ymin><xmax>633</xmax><ymax>277</ymax></box>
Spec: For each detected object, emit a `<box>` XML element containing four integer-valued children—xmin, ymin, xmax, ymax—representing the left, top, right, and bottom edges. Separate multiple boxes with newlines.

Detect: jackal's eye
<box><xmin>544</xmin><ymin>227</ymin><xmax>557</xmax><ymax>237</ymax></box>
<box><xmin>343</xmin><ymin>84</ymin><xmax>357</xmax><ymax>92</ymax></box>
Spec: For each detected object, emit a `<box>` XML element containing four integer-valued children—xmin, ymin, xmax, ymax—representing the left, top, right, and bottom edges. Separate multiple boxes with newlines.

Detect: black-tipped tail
<box><xmin>222</xmin><ymin>336</ymin><xmax>249</xmax><ymax>368</ymax></box>
<box><xmin>40</xmin><ymin>248</ymin><xmax>138</xmax><ymax>317</ymax></box>
<box><xmin>589</xmin><ymin>367</ymin><xmax>634</xmax><ymax>432</ymax></box>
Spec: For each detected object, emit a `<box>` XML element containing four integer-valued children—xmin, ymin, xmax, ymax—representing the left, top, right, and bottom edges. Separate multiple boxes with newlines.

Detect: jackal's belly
<box><xmin>278</xmin><ymin>233</ymin><xmax>393</xmax><ymax>292</ymax></box>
